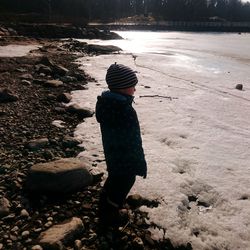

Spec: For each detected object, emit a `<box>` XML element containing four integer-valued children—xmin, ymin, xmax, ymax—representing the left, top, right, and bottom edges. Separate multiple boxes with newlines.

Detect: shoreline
<box><xmin>0</xmin><ymin>36</ymin><xmax>190</xmax><ymax>249</ymax></box>
<box><xmin>87</xmin><ymin>21</ymin><xmax>250</xmax><ymax>33</ymax></box>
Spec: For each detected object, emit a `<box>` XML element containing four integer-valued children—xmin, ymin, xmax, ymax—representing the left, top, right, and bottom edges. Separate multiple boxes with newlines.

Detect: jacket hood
<box><xmin>95</xmin><ymin>90</ymin><xmax>134</xmax><ymax>124</ymax></box>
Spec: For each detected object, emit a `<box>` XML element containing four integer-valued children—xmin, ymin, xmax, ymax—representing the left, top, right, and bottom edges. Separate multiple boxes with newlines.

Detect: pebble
<box><xmin>34</xmin><ymin>228</ymin><xmax>42</xmax><ymax>233</ymax></box>
<box><xmin>31</xmin><ymin>245</ymin><xmax>43</xmax><ymax>250</ymax></box>
<box><xmin>11</xmin><ymin>226</ymin><xmax>19</xmax><ymax>232</ymax></box>
<box><xmin>21</xmin><ymin>80</ymin><xmax>32</xmax><ymax>86</ymax></box>
<box><xmin>20</xmin><ymin>209</ymin><xmax>30</xmax><ymax>218</ymax></box>
<box><xmin>25</xmin><ymin>238</ymin><xmax>32</xmax><ymax>243</ymax></box>
<box><xmin>44</xmin><ymin>221</ymin><xmax>53</xmax><ymax>228</ymax></box>
<box><xmin>235</xmin><ymin>83</ymin><xmax>243</xmax><ymax>90</ymax></box>
<box><xmin>20</xmin><ymin>73</ymin><xmax>33</xmax><ymax>80</ymax></box>
<box><xmin>74</xmin><ymin>239</ymin><xmax>82</xmax><ymax>250</ymax></box>
<box><xmin>9</xmin><ymin>234</ymin><xmax>18</xmax><ymax>241</ymax></box>
<box><xmin>47</xmin><ymin>216</ymin><xmax>53</xmax><ymax>221</ymax></box>
<box><xmin>132</xmin><ymin>237</ymin><xmax>144</xmax><ymax>249</ymax></box>
<box><xmin>21</xmin><ymin>230</ymin><xmax>30</xmax><ymax>238</ymax></box>
<box><xmin>35</xmin><ymin>220</ymin><xmax>43</xmax><ymax>226</ymax></box>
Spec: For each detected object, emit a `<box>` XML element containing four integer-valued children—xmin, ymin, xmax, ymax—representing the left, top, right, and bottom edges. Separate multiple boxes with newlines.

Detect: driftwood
<box><xmin>139</xmin><ymin>95</ymin><xmax>178</xmax><ymax>100</ymax></box>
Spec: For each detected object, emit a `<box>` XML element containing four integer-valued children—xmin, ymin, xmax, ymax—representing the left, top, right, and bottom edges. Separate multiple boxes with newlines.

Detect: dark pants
<box><xmin>103</xmin><ymin>174</ymin><xmax>136</xmax><ymax>207</ymax></box>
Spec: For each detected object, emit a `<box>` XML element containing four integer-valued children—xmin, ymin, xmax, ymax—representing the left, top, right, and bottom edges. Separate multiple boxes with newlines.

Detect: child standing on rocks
<box><xmin>95</xmin><ymin>62</ymin><xmax>147</xmax><ymax>226</ymax></box>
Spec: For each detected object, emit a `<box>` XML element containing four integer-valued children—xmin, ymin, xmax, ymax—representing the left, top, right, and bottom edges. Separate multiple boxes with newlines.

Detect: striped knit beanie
<box><xmin>106</xmin><ymin>63</ymin><xmax>138</xmax><ymax>90</ymax></box>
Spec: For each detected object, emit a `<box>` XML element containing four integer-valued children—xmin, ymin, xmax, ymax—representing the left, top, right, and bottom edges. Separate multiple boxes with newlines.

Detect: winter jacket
<box><xmin>95</xmin><ymin>90</ymin><xmax>147</xmax><ymax>177</ymax></box>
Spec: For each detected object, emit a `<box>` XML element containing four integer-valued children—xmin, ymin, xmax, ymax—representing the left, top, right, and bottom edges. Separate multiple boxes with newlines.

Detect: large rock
<box><xmin>87</xmin><ymin>44</ymin><xmax>121</xmax><ymax>54</ymax></box>
<box><xmin>38</xmin><ymin>217</ymin><xmax>84</xmax><ymax>250</ymax></box>
<box><xmin>26</xmin><ymin>158</ymin><xmax>93</xmax><ymax>194</ymax></box>
<box><xmin>0</xmin><ymin>88</ymin><xmax>18</xmax><ymax>103</ymax></box>
<box><xmin>60</xmin><ymin>76</ymin><xmax>77</xmax><ymax>83</ymax></box>
<box><xmin>44</xmin><ymin>80</ymin><xmax>64</xmax><ymax>88</ymax></box>
<box><xmin>37</xmin><ymin>57</ymin><xmax>68</xmax><ymax>76</ymax></box>
<box><xmin>53</xmin><ymin>65</ymin><xmax>69</xmax><ymax>76</ymax></box>
<box><xmin>39</xmin><ymin>56</ymin><xmax>55</xmax><ymax>67</ymax></box>
<box><xmin>66</xmin><ymin>104</ymin><xmax>94</xmax><ymax>119</ymax></box>
<box><xmin>57</xmin><ymin>93</ymin><xmax>72</xmax><ymax>103</ymax></box>
<box><xmin>62</xmin><ymin>39</ymin><xmax>88</xmax><ymax>53</ymax></box>
<box><xmin>62</xmin><ymin>136</ymin><xmax>80</xmax><ymax>148</ymax></box>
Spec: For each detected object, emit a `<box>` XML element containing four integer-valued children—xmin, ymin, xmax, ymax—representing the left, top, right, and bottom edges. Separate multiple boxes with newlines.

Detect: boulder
<box><xmin>54</xmin><ymin>107</ymin><xmax>66</xmax><ymax>114</ymax></box>
<box><xmin>0</xmin><ymin>197</ymin><xmax>11</xmax><ymax>218</ymax></box>
<box><xmin>53</xmin><ymin>65</ymin><xmax>69</xmax><ymax>76</ymax></box>
<box><xmin>26</xmin><ymin>158</ymin><xmax>93</xmax><ymax>194</ymax></box>
<box><xmin>127</xmin><ymin>194</ymin><xmax>160</xmax><ymax>208</ymax></box>
<box><xmin>39</xmin><ymin>56</ymin><xmax>55</xmax><ymax>67</ymax></box>
<box><xmin>44</xmin><ymin>80</ymin><xmax>64</xmax><ymax>88</ymax></box>
<box><xmin>102</xmin><ymin>31</ymin><xmax>123</xmax><ymax>40</ymax></box>
<box><xmin>57</xmin><ymin>93</ymin><xmax>72</xmax><ymax>103</ymax></box>
<box><xmin>62</xmin><ymin>136</ymin><xmax>80</xmax><ymax>148</ymax></box>
<box><xmin>62</xmin><ymin>40</ymin><xmax>88</xmax><ymax>53</ymax></box>
<box><xmin>126</xmin><ymin>194</ymin><xmax>144</xmax><ymax>208</ymax></box>
<box><xmin>37</xmin><ymin>57</ymin><xmax>68</xmax><ymax>75</ymax></box>
<box><xmin>38</xmin><ymin>217</ymin><xmax>84</xmax><ymax>250</ymax></box>
<box><xmin>70</xmin><ymin>72</ymin><xmax>86</xmax><ymax>81</ymax></box>
<box><xmin>66</xmin><ymin>104</ymin><xmax>94</xmax><ymax>119</ymax></box>
<box><xmin>87</xmin><ymin>44</ymin><xmax>121</xmax><ymax>54</ymax></box>
<box><xmin>0</xmin><ymin>88</ymin><xmax>18</xmax><ymax>103</ymax></box>
<box><xmin>60</xmin><ymin>76</ymin><xmax>77</xmax><ymax>83</ymax></box>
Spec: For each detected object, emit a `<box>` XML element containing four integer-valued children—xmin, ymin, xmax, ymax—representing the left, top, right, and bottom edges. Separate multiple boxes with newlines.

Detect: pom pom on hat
<box><xmin>106</xmin><ymin>62</ymin><xmax>138</xmax><ymax>89</ymax></box>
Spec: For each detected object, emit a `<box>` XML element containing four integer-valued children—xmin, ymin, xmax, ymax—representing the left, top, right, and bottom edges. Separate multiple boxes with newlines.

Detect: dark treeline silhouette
<box><xmin>1</xmin><ymin>0</ymin><xmax>250</xmax><ymax>22</ymax></box>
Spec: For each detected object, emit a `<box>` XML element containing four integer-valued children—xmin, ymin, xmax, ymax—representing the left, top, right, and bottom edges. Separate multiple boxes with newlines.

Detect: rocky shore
<box><xmin>0</xmin><ymin>27</ymin><xmax>192</xmax><ymax>250</ymax></box>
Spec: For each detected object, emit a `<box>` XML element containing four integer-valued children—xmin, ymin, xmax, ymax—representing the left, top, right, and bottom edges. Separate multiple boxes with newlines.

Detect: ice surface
<box><xmin>74</xmin><ymin>32</ymin><xmax>250</xmax><ymax>249</ymax></box>
<box><xmin>0</xmin><ymin>44</ymin><xmax>39</xmax><ymax>57</ymax></box>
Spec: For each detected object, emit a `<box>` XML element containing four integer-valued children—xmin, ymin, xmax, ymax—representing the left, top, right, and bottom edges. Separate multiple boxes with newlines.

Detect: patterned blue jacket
<box><xmin>95</xmin><ymin>91</ymin><xmax>147</xmax><ymax>177</ymax></box>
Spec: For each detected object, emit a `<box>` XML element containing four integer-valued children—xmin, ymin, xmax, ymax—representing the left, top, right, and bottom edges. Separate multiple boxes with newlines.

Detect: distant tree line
<box><xmin>1</xmin><ymin>0</ymin><xmax>250</xmax><ymax>22</ymax></box>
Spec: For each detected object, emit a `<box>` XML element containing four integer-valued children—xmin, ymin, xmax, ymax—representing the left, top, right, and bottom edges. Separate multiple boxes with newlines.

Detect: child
<box><xmin>95</xmin><ymin>62</ymin><xmax>147</xmax><ymax>226</ymax></box>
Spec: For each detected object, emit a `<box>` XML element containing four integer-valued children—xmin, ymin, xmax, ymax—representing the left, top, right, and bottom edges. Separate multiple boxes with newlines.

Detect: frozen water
<box><xmin>0</xmin><ymin>44</ymin><xmax>39</xmax><ymax>57</ymax></box>
<box><xmin>74</xmin><ymin>31</ymin><xmax>250</xmax><ymax>249</ymax></box>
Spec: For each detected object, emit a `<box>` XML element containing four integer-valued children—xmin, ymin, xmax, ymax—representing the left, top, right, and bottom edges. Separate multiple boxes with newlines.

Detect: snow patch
<box><xmin>0</xmin><ymin>44</ymin><xmax>40</xmax><ymax>57</ymax></box>
<box><xmin>73</xmin><ymin>32</ymin><xmax>250</xmax><ymax>250</ymax></box>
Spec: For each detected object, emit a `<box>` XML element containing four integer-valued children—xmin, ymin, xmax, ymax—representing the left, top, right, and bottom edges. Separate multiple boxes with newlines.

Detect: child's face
<box><xmin>126</xmin><ymin>86</ymin><xmax>136</xmax><ymax>96</ymax></box>
<box><xmin>111</xmin><ymin>86</ymin><xmax>136</xmax><ymax>96</ymax></box>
